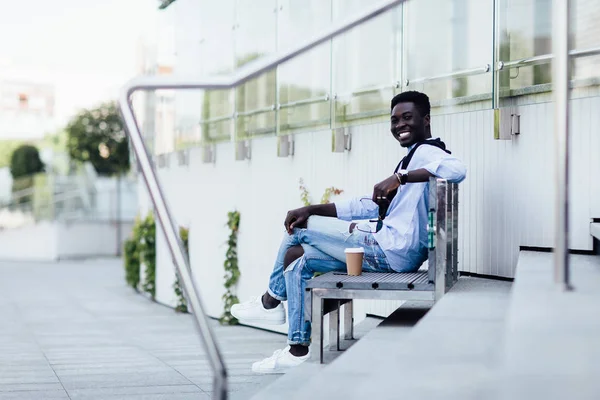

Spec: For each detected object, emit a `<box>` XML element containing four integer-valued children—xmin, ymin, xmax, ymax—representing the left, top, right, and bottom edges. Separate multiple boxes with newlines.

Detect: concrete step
<box><xmin>249</xmin><ymin>316</ymin><xmax>386</xmax><ymax>400</ymax></box>
<box><xmin>591</xmin><ymin>222</ymin><xmax>600</xmax><ymax>241</ymax></box>
<box><xmin>254</xmin><ymin>277</ymin><xmax>512</xmax><ymax>400</ymax></box>
<box><xmin>496</xmin><ymin>251</ymin><xmax>600</xmax><ymax>400</ymax></box>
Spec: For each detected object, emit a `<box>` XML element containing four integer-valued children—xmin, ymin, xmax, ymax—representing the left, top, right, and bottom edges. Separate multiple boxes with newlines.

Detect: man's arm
<box><xmin>371</xmin><ymin>169</ymin><xmax>432</xmax><ymax>202</ymax></box>
<box><xmin>284</xmin><ymin>203</ymin><xmax>337</xmax><ymax>234</ymax></box>
<box><xmin>372</xmin><ymin>153</ymin><xmax>467</xmax><ymax>201</ymax></box>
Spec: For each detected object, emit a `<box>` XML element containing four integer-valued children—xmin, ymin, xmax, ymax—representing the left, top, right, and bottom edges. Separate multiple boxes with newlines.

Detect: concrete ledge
<box><xmin>253</xmin><ymin>277</ymin><xmax>512</xmax><ymax>400</ymax></box>
<box><xmin>497</xmin><ymin>251</ymin><xmax>600</xmax><ymax>400</ymax></box>
<box><xmin>591</xmin><ymin>222</ymin><xmax>600</xmax><ymax>241</ymax></box>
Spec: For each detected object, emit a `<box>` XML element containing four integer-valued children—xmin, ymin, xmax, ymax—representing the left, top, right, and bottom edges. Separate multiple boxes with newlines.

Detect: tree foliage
<box><xmin>66</xmin><ymin>102</ymin><xmax>129</xmax><ymax>176</ymax></box>
<box><xmin>10</xmin><ymin>144</ymin><xmax>45</xmax><ymax>180</ymax></box>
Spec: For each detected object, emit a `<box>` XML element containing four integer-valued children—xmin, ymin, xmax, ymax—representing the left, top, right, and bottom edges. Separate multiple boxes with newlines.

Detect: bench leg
<box><xmin>328</xmin><ymin>303</ymin><xmax>340</xmax><ymax>351</ymax></box>
<box><xmin>343</xmin><ymin>300</ymin><xmax>354</xmax><ymax>340</ymax></box>
<box><xmin>310</xmin><ymin>291</ymin><xmax>324</xmax><ymax>363</ymax></box>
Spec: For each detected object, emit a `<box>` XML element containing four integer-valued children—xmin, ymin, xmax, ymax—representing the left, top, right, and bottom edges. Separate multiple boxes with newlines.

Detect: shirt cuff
<box><xmin>334</xmin><ymin>199</ymin><xmax>354</xmax><ymax>221</ymax></box>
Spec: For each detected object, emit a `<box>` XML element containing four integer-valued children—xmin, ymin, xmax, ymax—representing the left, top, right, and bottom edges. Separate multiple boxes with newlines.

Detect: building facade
<box><xmin>138</xmin><ymin>0</ymin><xmax>600</xmax><ymax>319</ymax></box>
<box><xmin>0</xmin><ymin>80</ymin><xmax>55</xmax><ymax>140</ymax></box>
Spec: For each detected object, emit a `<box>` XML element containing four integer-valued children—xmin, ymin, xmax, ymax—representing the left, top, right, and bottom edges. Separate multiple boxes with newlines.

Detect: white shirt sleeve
<box><xmin>419</xmin><ymin>147</ymin><xmax>467</xmax><ymax>183</ymax></box>
<box><xmin>335</xmin><ymin>196</ymin><xmax>379</xmax><ymax>221</ymax></box>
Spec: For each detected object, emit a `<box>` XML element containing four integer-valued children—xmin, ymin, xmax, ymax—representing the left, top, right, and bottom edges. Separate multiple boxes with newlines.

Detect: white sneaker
<box><xmin>252</xmin><ymin>346</ymin><xmax>310</xmax><ymax>374</ymax></box>
<box><xmin>230</xmin><ymin>295</ymin><xmax>286</xmax><ymax>325</ymax></box>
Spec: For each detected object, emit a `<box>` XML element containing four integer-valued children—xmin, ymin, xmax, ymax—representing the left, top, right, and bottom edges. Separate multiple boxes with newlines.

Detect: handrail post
<box><xmin>116</xmin><ymin>2</ymin><xmax>408</xmax><ymax>397</ymax></box>
<box><xmin>119</xmin><ymin>94</ymin><xmax>228</xmax><ymax>399</ymax></box>
<box><xmin>553</xmin><ymin>0</ymin><xmax>572</xmax><ymax>290</ymax></box>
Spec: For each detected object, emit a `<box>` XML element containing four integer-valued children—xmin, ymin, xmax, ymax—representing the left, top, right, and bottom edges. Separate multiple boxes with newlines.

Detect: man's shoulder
<box><xmin>413</xmin><ymin>139</ymin><xmax>451</xmax><ymax>159</ymax></box>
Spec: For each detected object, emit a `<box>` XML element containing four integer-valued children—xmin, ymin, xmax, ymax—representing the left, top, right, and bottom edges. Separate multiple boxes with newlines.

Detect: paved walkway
<box><xmin>0</xmin><ymin>258</ymin><xmax>287</xmax><ymax>400</ymax></box>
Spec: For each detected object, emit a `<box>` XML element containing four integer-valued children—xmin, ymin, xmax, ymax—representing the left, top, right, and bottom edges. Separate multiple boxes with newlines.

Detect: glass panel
<box><xmin>497</xmin><ymin>0</ymin><xmax>552</xmax><ymax>96</ymax></box>
<box><xmin>235</xmin><ymin>74</ymin><xmax>276</xmax><ymax>138</ymax></box>
<box><xmin>171</xmin><ymin>0</ymin><xmax>236</xmax><ymax>147</ymax></box>
<box><xmin>198</xmin><ymin>0</ymin><xmax>236</xmax><ymax>142</ymax></box>
<box><xmin>151</xmin><ymin>6</ymin><xmax>177</xmax><ymax>155</ymax></box>
<box><xmin>332</xmin><ymin>0</ymin><xmax>400</xmax><ymax>125</ymax></box>
<box><xmin>234</xmin><ymin>0</ymin><xmax>277</xmax><ymax>138</ymax></box>
<box><xmin>277</xmin><ymin>0</ymin><xmax>332</xmax><ymax>133</ymax></box>
<box><xmin>405</xmin><ymin>0</ymin><xmax>493</xmax><ymax>110</ymax></box>
<box><xmin>572</xmin><ymin>0</ymin><xmax>600</xmax><ymax>84</ymax></box>
<box><xmin>173</xmin><ymin>0</ymin><xmax>203</xmax><ymax>149</ymax></box>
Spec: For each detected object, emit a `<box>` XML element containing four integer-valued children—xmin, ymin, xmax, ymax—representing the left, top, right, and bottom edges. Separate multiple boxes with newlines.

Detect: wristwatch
<box><xmin>396</xmin><ymin>169</ymin><xmax>409</xmax><ymax>185</ymax></box>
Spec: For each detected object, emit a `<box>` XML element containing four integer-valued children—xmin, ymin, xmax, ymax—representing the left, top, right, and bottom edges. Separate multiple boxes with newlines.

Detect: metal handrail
<box><xmin>405</xmin><ymin>64</ymin><xmax>491</xmax><ymax>86</ymax></box>
<box><xmin>118</xmin><ymin>1</ymin><xmax>407</xmax><ymax>398</ymax></box>
<box><xmin>199</xmin><ymin>114</ymin><xmax>235</xmax><ymax>125</ymax></box>
<box><xmin>279</xmin><ymin>94</ymin><xmax>329</xmax><ymax>109</ymax></box>
<box><xmin>336</xmin><ymin>82</ymin><xmax>399</xmax><ymax>99</ymax></box>
<box><xmin>236</xmin><ymin>105</ymin><xmax>276</xmax><ymax>117</ymax></box>
<box><xmin>499</xmin><ymin>46</ymin><xmax>600</xmax><ymax>70</ymax></box>
<box><xmin>553</xmin><ymin>0</ymin><xmax>572</xmax><ymax>290</ymax></box>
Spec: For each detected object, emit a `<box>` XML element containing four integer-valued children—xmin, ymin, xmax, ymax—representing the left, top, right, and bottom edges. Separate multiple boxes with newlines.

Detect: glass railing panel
<box><xmin>233</xmin><ymin>0</ymin><xmax>278</xmax><ymax>139</ymax></box>
<box><xmin>498</xmin><ymin>0</ymin><xmax>600</xmax><ymax>104</ymax></box>
<box><xmin>571</xmin><ymin>0</ymin><xmax>600</xmax><ymax>94</ymax></box>
<box><xmin>277</xmin><ymin>0</ymin><xmax>332</xmax><ymax>133</ymax></box>
<box><xmin>497</xmin><ymin>0</ymin><xmax>552</xmax><ymax>101</ymax></box>
<box><xmin>405</xmin><ymin>0</ymin><xmax>493</xmax><ymax>113</ymax></box>
<box><xmin>332</xmin><ymin>0</ymin><xmax>401</xmax><ymax>126</ymax></box>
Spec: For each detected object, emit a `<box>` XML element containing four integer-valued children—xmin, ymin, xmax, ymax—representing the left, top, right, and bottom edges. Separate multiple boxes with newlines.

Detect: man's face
<box><xmin>390</xmin><ymin>102</ymin><xmax>430</xmax><ymax>147</ymax></box>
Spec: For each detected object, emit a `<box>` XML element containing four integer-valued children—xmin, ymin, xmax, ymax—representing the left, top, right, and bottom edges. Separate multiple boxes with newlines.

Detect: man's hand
<box><xmin>284</xmin><ymin>207</ymin><xmax>311</xmax><ymax>234</ymax></box>
<box><xmin>372</xmin><ymin>175</ymin><xmax>401</xmax><ymax>204</ymax></box>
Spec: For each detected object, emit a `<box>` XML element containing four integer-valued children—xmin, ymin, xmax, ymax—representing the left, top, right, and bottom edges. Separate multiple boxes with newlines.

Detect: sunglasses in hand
<box><xmin>356</xmin><ymin>197</ymin><xmax>391</xmax><ymax>233</ymax></box>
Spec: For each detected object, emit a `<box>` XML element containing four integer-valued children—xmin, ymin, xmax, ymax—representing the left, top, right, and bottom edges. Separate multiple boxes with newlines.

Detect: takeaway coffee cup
<box><xmin>344</xmin><ymin>247</ymin><xmax>365</xmax><ymax>276</ymax></box>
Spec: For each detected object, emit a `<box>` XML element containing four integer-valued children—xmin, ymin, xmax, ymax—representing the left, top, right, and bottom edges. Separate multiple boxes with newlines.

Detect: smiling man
<box><xmin>231</xmin><ymin>91</ymin><xmax>467</xmax><ymax>373</ymax></box>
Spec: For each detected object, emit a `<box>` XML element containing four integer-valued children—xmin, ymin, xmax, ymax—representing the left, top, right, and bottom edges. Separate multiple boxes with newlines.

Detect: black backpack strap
<box><xmin>393</xmin><ymin>138</ymin><xmax>451</xmax><ymax>173</ymax></box>
<box><xmin>379</xmin><ymin>139</ymin><xmax>452</xmax><ymax>220</ymax></box>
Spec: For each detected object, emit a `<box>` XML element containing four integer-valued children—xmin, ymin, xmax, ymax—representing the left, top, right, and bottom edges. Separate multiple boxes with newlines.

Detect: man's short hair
<box><xmin>390</xmin><ymin>91</ymin><xmax>430</xmax><ymax>118</ymax></box>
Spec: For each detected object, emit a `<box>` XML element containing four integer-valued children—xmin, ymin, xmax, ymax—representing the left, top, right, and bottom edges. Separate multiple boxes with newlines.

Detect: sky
<box><xmin>0</xmin><ymin>0</ymin><xmax>159</xmax><ymax>128</ymax></box>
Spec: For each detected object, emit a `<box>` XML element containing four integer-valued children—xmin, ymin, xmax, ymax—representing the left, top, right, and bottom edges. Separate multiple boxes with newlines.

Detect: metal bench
<box><xmin>306</xmin><ymin>178</ymin><xmax>459</xmax><ymax>363</ymax></box>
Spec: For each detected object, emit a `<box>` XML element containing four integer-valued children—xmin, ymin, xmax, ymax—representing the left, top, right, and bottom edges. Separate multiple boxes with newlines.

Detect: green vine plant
<box><xmin>139</xmin><ymin>212</ymin><xmax>157</xmax><ymax>299</ymax></box>
<box><xmin>298</xmin><ymin>178</ymin><xmax>344</xmax><ymax>206</ymax></box>
<box><xmin>173</xmin><ymin>226</ymin><xmax>189</xmax><ymax>313</ymax></box>
<box><xmin>123</xmin><ymin>216</ymin><xmax>142</xmax><ymax>290</ymax></box>
<box><xmin>220</xmin><ymin>211</ymin><xmax>241</xmax><ymax>325</ymax></box>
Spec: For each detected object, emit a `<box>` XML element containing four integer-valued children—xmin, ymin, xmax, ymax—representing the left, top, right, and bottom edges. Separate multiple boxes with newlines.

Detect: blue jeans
<box><xmin>267</xmin><ymin>216</ymin><xmax>393</xmax><ymax>346</ymax></box>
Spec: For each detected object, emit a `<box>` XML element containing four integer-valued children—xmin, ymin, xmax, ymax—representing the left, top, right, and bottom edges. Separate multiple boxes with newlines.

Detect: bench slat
<box><xmin>307</xmin><ymin>271</ymin><xmax>432</xmax><ymax>291</ymax></box>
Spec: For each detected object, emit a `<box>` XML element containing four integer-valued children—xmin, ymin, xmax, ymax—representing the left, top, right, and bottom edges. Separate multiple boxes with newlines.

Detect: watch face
<box><xmin>399</xmin><ymin>169</ymin><xmax>408</xmax><ymax>184</ymax></box>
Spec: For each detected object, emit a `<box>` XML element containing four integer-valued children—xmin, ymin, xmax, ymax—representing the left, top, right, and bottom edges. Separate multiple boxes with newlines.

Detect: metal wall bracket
<box><xmin>494</xmin><ymin>107</ymin><xmax>520</xmax><ymax>140</ymax></box>
<box><xmin>202</xmin><ymin>144</ymin><xmax>216</xmax><ymax>164</ymax></box>
<box><xmin>177</xmin><ymin>149</ymin><xmax>189</xmax><ymax>166</ymax></box>
<box><xmin>277</xmin><ymin>134</ymin><xmax>294</xmax><ymax>157</ymax></box>
<box><xmin>235</xmin><ymin>140</ymin><xmax>251</xmax><ymax>161</ymax></box>
<box><xmin>332</xmin><ymin>127</ymin><xmax>352</xmax><ymax>153</ymax></box>
<box><xmin>511</xmin><ymin>113</ymin><xmax>520</xmax><ymax>135</ymax></box>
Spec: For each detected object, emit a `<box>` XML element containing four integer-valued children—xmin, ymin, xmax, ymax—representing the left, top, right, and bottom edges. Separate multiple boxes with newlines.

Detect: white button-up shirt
<box><xmin>335</xmin><ymin>140</ymin><xmax>467</xmax><ymax>272</ymax></box>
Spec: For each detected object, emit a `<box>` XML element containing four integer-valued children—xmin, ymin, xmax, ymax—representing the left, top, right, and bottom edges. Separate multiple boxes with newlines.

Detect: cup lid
<box><xmin>344</xmin><ymin>247</ymin><xmax>365</xmax><ymax>253</ymax></box>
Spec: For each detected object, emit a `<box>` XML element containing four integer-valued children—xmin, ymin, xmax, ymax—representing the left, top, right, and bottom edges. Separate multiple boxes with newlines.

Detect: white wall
<box><xmin>0</xmin><ymin>221</ymin><xmax>132</xmax><ymax>261</ymax></box>
<box><xmin>91</xmin><ymin>177</ymin><xmax>139</xmax><ymax>221</ymax></box>
<box><xmin>0</xmin><ymin>167</ymin><xmax>11</xmax><ymax>204</ymax></box>
<box><xmin>57</xmin><ymin>221</ymin><xmax>133</xmax><ymax>259</ymax></box>
<box><xmin>0</xmin><ymin>222</ymin><xmax>58</xmax><ymax>261</ymax></box>
<box><xmin>146</xmin><ymin>96</ymin><xmax>600</xmax><ymax>320</ymax></box>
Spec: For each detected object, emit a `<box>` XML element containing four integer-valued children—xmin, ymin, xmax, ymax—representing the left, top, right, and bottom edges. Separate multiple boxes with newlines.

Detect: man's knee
<box><xmin>284</xmin><ymin>245</ymin><xmax>304</xmax><ymax>270</ymax></box>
